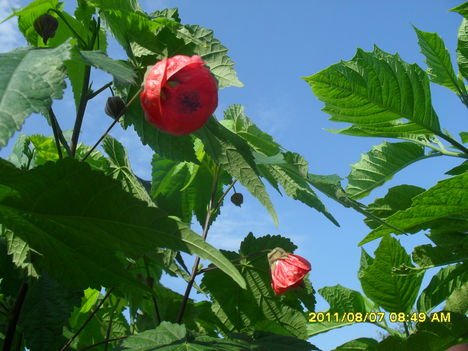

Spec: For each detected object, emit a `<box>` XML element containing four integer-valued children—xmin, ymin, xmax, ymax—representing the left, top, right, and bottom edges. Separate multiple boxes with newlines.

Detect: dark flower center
<box><xmin>178</xmin><ymin>91</ymin><xmax>201</xmax><ymax>114</ymax></box>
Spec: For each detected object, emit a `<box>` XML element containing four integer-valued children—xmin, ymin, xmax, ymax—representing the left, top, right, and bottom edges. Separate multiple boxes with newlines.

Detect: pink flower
<box><xmin>268</xmin><ymin>248</ymin><xmax>311</xmax><ymax>295</ymax></box>
<box><xmin>140</xmin><ymin>55</ymin><xmax>218</xmax><ymax>135</ymax></box>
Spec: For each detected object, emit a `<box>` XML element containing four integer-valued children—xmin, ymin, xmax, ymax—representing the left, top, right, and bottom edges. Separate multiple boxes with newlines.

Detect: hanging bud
<box><xmin>105</xmin><ymin>96</ymin><xmax>126</xmax><ymax>119</ymax></box>
<box><xmin>33</xmin><ymin>14</ymin><xmax>58</xmax><ymax>44</ymax></box>
<box><xmin>230</xmin><ymin>192</ymin><xmax>243</xmax><ymax>207</ymax></box>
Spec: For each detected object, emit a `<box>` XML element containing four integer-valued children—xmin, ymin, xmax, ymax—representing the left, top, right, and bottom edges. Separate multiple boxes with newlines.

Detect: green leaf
<box><xmin>361</xmin><ymin>172</ymin><xmax>468</xmax><ymax>244</ymax></box>
<box><xmin>446</xmin><ymin>161</ymin><xmax>468</xmax><ymax>176</ymax></box>
<box><xmin>445</xmin><ymin>282</ymin><xmax>468</xmax><ymax>313</ymax></box>
<box><xmin>79</xmin><ymin>50</ymin><xmax>136</xmax><ymax>84</ymax></box>
<box><xmin>460</xmin><ymin>132</ymin><xmax>468</xmax><ymax>143</ymax></box>
<box><xmin>451</xmin><ymin>3</ymin><xmax>468</xmax><ymax>18</ymax></box>
<box><xmin>457</xmin><ymin>19</ymin><xmax>468</xmax><ymax>80</ymax></box>
<box><xmin>346</xmin><ymin>142</ymin><xmax>425</xmax><ymax>199</ymax></box>
<box><xmin>222</xmin><ymin>105</ymin><xmax>280</xmax><ymax>156</ymax></box>
<box><xmin>180</xmin><ymin>25</ymin><xmax>243</xmax><ymax>89</ymax></box>
<box><xmin>20</xmin><ymin>274</ymin><xmax>81</xmax><ymax>351</ymax></box>
<box><xmin>379</xmin><ymin>313</ymin><xmax>468</xmax><ymax>351</ymax></box>
<box><xmin>0</xmin><ymin>158</ymin><xmax>245</xmax><ymax>290</ymax></box>
<box><xmin>3</xmin><ymin>229</ymin><xmax>38</xmax><ymax>277</ymax></box>
<box><xmin>417</xmin><ymin>264</ymin><xmax>468</xmax><ymax>313</ymax></box>
<box><xmin>319</xmin><ymin>285</ymin><xmax>375</xmax><ymax>313</ymax></box>
<box><xmin>196</xmin><ymin>118</ymin><xmax>278</xmax><ymax>225</ymax></box>
<box><xmin>307</xmin><ymin>321</ymin><xmax>354</xmax><ymax>337</ymax></box>
<box><xmin>304</xmin><ymin>46</ymin><xmax>441</xmax><ymax>134</ymax></box>
<box><xmin>414</xmin><ymin>26</ymin><xmax>462</xmax><ymax>93</ymax></box>
<box><xmin>360</xmin><ymin>236</ymin><xmax>423</xmax><ymax>312</ymax></box>
<box><xmin>0</xmin><ymin>43</ymin><xmax>71</xmax><ymax>148</ymax></box>
<box><xmin>412</xmin><ymin>243</ymin><xmax>468</xmax><ymax>268</ymax></box>
<box><xmin>333</xmin><ymin>338</ymin><xmax>378</xmax><ymax>351</ymax></box>
<box><xmin>364</xmin><ymin>185</ymin><xmax>425</xmax><ymax>229</ymax></box>
<box><xmin>102</xmin><ymin>135</ymin><xmax>154</xmax><ymax>205</ymax></box>
<box><xmin>330</xmin><ymin>121</ymin><xmax>430</xmax><ymax>140</ymax></box>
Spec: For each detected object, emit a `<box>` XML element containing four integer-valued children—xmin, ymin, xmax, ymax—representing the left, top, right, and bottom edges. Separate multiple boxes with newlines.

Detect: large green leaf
<box><xmin>221</xmin><ymin>105</ymin><xmax>280</xmax><ymax>156</ymax></box>
<box><xmin>361</xmin><ymin>172</ymin><xmax>468</xmax><ymax>244</ymax></box>
<box><xmin>364</xmin><ymin>185</ymin><xmax>425</xmax><ymax>229</ymax></box>
<box><xmin>79</xmin><ymin>50</ymin><xmax>136</xmax><ymax>84</ymax></box>
<box><xmin>0</xmin><ymin>43</ymin><xmax>71</xmax><ymax>148</ymax></box>
<box><xmin>0</xmin><ymin>158</ymin><xmax>245</xmax><ymax>290</ymax></box>
<box><xmin>319</xmin><ymin>285</ymin><xmax>375</xmax><ymax>313</ymax></box>
<box><xmin>417</xmin><ymin>264</ymin><xmax>468</xmax><ymax>313</ymax></box>
<box><xmin>20</xmin><ymin>274</ymin><xmax>81</xmax><ymax>351</ymax></box>
<box><xmin>360</xmin><ymin>236</ymin><xmax>423</xmax><ymax>312</ymax></box>
<box><xmin>330</xmin><ymin>121</ymin><xmax>429</xmax><ymax>140</ymax></box>
<box><xmin>451</xmin><ymin>3</ymin><xmax>468</xmax><ymax>19</ymax></box>
<box><xmin>457</xmin><ymin>18</ymin><xmax>468</xmax><ymax>80</ymax></box>
<box><xmin>346</xmin><ymin>142</ymin><xmax>426</xmax><ymax>199</ymax></box>
<box><xmin>196</xmin><ymin>118</ymin><xmax>278</xmax><ymax>225</ymax></box>
<box><xmin>333</xmin><ymin>338</ymin><xmax>378</xmax><ymax>351</ymax></box>
<box><xmin>180</xmin><ymin>25</ymin><xmax>243</xmax><ymax>89</ymax></box>
<box><xmin>414</xmin><ymin>26</ymin><xmax>461</xmax><ymax>93</ymax></box>
<box><xmin>304</xmin><ymin>46</ymin><xmax>441</xmax><ymax>134</ymax></box>
<box><xmin>221</xmin><ymin>105</ymin><xmax>337</xmax><ymax>225</ymax></box>
<box><xmin>122</xmin><ymin>322</ymin><xmax>317</xmax><ymax>351</ymax></box>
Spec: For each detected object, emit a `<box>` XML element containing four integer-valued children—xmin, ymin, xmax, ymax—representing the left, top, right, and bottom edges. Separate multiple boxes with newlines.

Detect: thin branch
<box><xmin>144</xmin><ymin>257</ymin><xmax>161</xmax><ymax>325</ymax></box>
<box><xmin>49</xmin><ymin>107</ymin><xmax>72</xmax><ymax>157</ymax></box>
<box><xmin>437</xmin><ymin>132</ymin><xmax>468</xmax><ymax>156</ymax></box>
<box><xmin>60</xmin><ymin>288</ymin><xmax>114</xmax><ymax>351</ymax></box>
<box><xmin>403</xmin><ymin>321</ymin><xmax>410</xmax><ymax>337</ymax></box>
<box><xmin>88</xmin><ymin>82</ymin><xmax>113</xmax><ymax>100</ymax></box>
<box><xmin>3</xmin><ymin>282</ymin><xmax>28</xmax><ymax>351</ymax></box>
<box><xmin>70</xmin><ymin>65</ymin><xmax>92</xmax><ymax>156</ymax></box>
<box><xmin>103</xmin><ymin>298</ymin><xmax>119</xmax><ymax>351</ymax></box>
<box><xmin>176</xmin><ymin>167</ymin><xmax>221</xmax><ymax>323</ymax></box>
<box><xmin>78</xmin><ymin>336</ymin><xmax>128</xmax><ymax>351</ymax></box>
<box><xmin>81</xmin><ymin>87</ymin><xmax>142</xmax><ymax>162</ymax></box>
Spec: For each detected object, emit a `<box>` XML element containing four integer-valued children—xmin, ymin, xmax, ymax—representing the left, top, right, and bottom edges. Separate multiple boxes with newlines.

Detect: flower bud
<box><xmin>33</xmin><ymin>14</ymin><xmax>58</xmax><ymax>44</ymax></box>
<box><xmin>105</xmin><ymin>96</ymin><xmax>126</xmax><ymax>119</ymax></box>
<box><xmin>268</xmin><ymin>247</ymin><xmax>311</xmax><ymax>295</ymax></box>
<box><xmin>230</xmin><ymin>192</ymin><xmax>243</xmax><ymax>207</ymax></box>
<box><xmin>140</xmin><ymin>55</ymin><xmax>218</xmax><ymax>135</ymax></box>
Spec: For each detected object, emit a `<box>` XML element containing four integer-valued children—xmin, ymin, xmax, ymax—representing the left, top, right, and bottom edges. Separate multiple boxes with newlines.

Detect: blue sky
<box><xmin>0</xmin><ymin>0</ymin><xmax>466</xmax><ymax>350</ymax></box>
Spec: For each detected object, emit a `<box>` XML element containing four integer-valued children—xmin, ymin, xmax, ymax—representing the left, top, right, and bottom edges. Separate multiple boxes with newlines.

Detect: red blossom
<box><xmin>268</xmin><ymin>247</ymin><xmax>311</xmax><ymax>295</ymax></box>
<box><xmin>140</xmin><ymin>55</ymin><xmax>218</xmax><ymax>135</ymax></box>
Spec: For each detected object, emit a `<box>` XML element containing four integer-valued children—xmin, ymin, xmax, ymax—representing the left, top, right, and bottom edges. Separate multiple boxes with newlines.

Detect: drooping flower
<box><xmin>140</xmin><ymin>55</ymin><xmax>218</xmax><ymax>135</ymax></box>
<box><xmin>268</xmin><ymin>247</ymin><xmax>311</xmax><ymax>295</ymax></box>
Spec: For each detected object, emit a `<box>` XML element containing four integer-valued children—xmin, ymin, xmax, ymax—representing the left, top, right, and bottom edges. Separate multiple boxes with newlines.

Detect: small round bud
<box><xmin>105</xmin><ymin>96</ymin><xmax>126</xmax><ymax>119</ymax></box>
<box><xmin>230</xmin><ymin>192</ymin><xmax>243</xmax><ymax>207</ymax></box>
<box><xmin>33</xmin><ymin>14</ymin><xmax>58</xmax><ymax>44</ymax></box>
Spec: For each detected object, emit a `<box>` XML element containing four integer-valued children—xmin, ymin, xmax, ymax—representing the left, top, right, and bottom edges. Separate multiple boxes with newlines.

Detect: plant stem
<box><xmin>436</xmin><ymin>132</ymin><xmax>468</xmax><ymax>156</ymax></box>
<box><xmin>78</xmin><ymin>336</ymin><xmax>128</xmax><ymax>351</ymax></box>
<box><xmin>103</xmin><ymin>299</ymin><xmax>119</xmax><ymax>351</ymax></box>
<box><xmin>3</xmin><ymin>282</ymin><xmax>28</xmax><ymax>351</ymax></box>
<box><xmin>70</xmin><ymin>65</ymin><xmax>92</xmax><ymax>156</ymax></box>
<box><xmin>81</xmin><ymin>87</ymin><xmax>142</xmax><ymax>162</ymax></box>
<box><xmin>60</xmin><ymin>288</ymin><xmax>114</xmax><ymax>351</ymax></box>
<box><xmin>88</xmin><ymin>82</ymin><xmax>113</xmax><ymax>100</ymax></box>
<box><xmin>49</xmin><ymin>107</ymin><xmax>72</xmax><ymax>157</ymax></box>
<box><xmin>176</xmin><ymin>167</ymin><xmax>221</xmax><ymax>323</ymax></box>
<box><xmin>144</xmin><ymin>257</ymin><xmax>161</xmax><ymax>325</ymax></box>
<box><xmin>403</xmin><ymin>321</ymin><xmax>410</xmax><ymax>337</ymax></box>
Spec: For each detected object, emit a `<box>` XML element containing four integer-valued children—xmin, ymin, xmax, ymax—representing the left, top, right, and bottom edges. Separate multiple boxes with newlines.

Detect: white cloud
<box><xmin>0</xmin><ymin>0</ymin><xmax>23</xmax><ymax>52</ymax></box>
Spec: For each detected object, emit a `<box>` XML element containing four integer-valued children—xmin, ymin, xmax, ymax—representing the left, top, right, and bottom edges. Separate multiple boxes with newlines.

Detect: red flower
<box><xmin>140</xmin><ymin>55</ymin><xmax>218</xmax><ymax>135</ymax></box>
<box><xmin>268</xmin><ymin>247</ymin><xmax>311</xmax><ymax>295</ymax></box>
